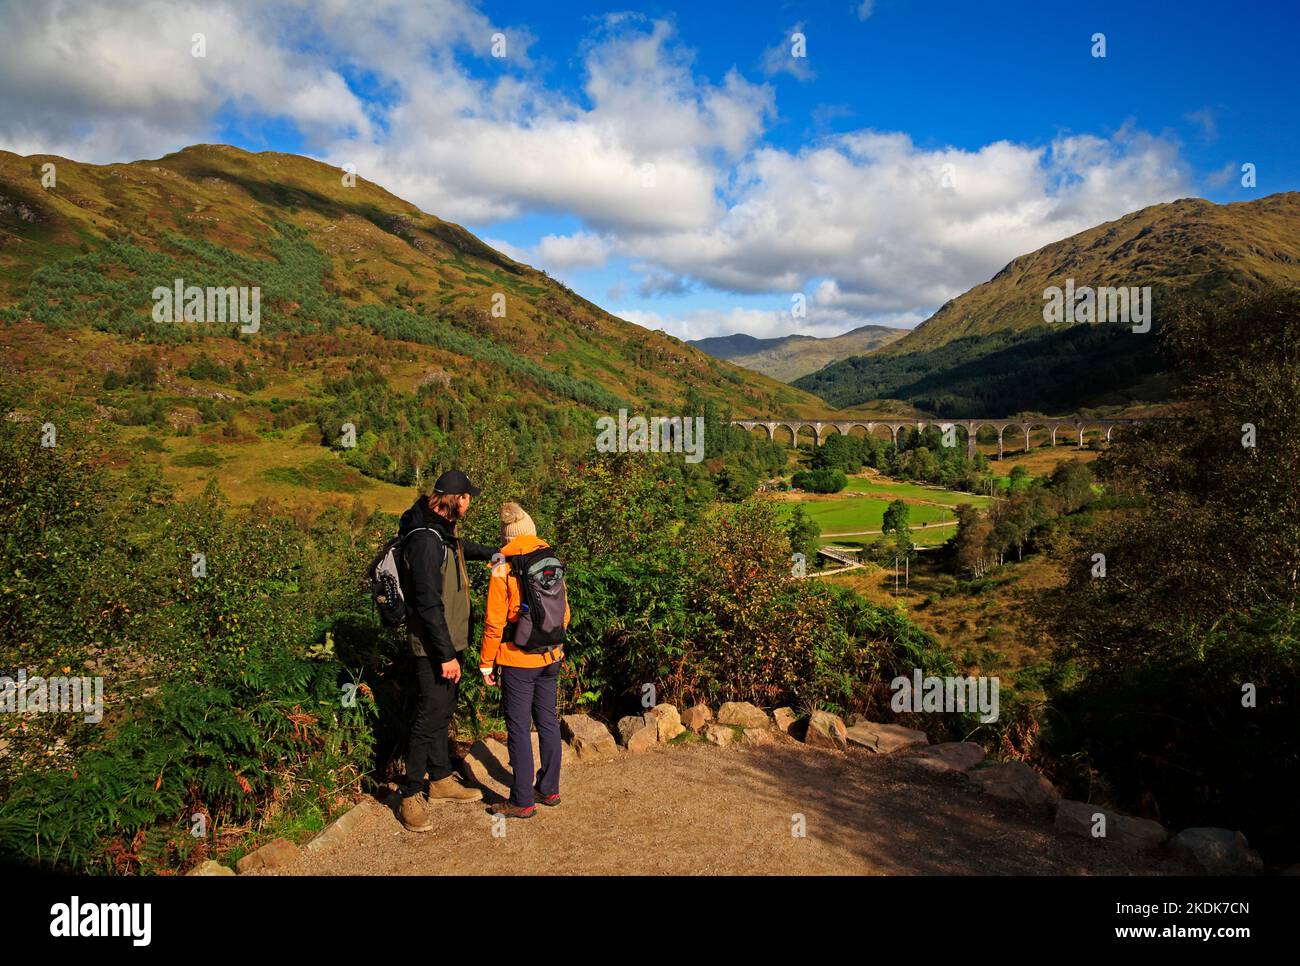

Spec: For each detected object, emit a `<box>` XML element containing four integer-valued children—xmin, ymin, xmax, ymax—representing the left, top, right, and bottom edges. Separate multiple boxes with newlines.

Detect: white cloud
<box><xmin>1184</xmin><ymin>107</ymin><xmax>1218</xmax><ymax>143</ymax></box>
<box><xmin>761</xmin><ymin>24</ymin><xmax>815</xmax><ymax>81</ymax></box>
<box><xmin>617</xmin><ymin>125</ymin><xmax>1189</xmax><ymax>320</ymax></box>
<box><xmin>0</xmin><ymin>0</ymin><xmax>373</xmax><ymax>161</ymax></box>
<box><xmin>480</xmin><ymin>231</ymin><xmax>609</xmax><ymax>272</ymax></box>
<box><xmin>534</xmin><ymin>231</ymin><xmax>610</xmax><ymax>271</ymax></box>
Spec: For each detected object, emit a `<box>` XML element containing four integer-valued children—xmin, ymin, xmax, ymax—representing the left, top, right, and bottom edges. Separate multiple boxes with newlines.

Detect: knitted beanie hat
<box><xmin>500</xmin><ymin>502</ymin><xmax>536</xmax><ymax>541</ymax></box>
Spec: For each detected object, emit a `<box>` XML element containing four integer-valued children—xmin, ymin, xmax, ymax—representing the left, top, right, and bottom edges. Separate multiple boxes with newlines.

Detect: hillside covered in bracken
<box><xmin>0</xmin><ymin>144</ymin><xmax>823</xmax><ymax>505</ymax></box>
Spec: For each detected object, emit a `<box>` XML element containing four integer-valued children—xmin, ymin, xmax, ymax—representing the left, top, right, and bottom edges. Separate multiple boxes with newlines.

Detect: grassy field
<box><xmin>987</xmin><ymin>443</ymin><xmax>1099</xmax><ymax>477</ymax></box>
<box><xmin>825</xmin><ymin>523</ymin><xmax>958</xmax><ymax>549</ymax></box>
<box><xmin>774</xmin><ymin>473</ymin><xmax>991</xmax><ymax>546</ymax></box>
<box><xmin>841</xmin><ymin>476</ymin><xmax>991</xmax><ymax>506</ymax></box>
<box><xmin>160</xmin><ymin>425</ymin><xmax>413</xmax><ymax>512</ymax></box>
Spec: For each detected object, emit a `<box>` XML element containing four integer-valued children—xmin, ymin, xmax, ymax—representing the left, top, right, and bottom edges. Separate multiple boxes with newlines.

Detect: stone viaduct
<box><xmin>731</xmin><ymin>417</ymin><xmax>1143</xmax><ymax>459</ymax></box>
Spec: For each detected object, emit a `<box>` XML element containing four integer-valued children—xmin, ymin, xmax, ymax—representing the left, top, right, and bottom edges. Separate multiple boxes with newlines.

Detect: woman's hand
<box><xmin>480</xmin><ymin>667</ymin><xmax>496</xmax><ymax>687</ymax></box>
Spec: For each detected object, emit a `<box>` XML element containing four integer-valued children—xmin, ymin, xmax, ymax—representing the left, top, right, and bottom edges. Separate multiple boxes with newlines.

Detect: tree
<box><xmin>785</xmin><ymin>504</ymin><xmax>821</xmax><ymax>561</ymax></box>
<box><xmin>1048</xmin><ymin>459</ymin><xmax>1094</xmax><ymax>514</ymax></box>
<box><xmin>1042</xmin><ymin>286</ymin><xmax>1300</xmax><ymax>668</ymax></box>
<box><xmin>791</xmin><ymin>468</ymin><xmax>847</xmax><ymax>493</ymax></box>
<box><xmin>716</xmin><ymin>460</ymin><xmax>758</xmax><ymax>502</ymax></box>
<box><xmin>881</xmin><ymin>499</ymin><xmax>911</xmax><ymax>539</ymax></box>
<box><xmin>953</xmin><ymin>503</ymin><xmax>994</xmax><ymax>578</ymax></box>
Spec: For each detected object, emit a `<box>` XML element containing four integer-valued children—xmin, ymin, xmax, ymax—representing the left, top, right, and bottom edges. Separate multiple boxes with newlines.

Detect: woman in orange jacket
<box><xmin>480</xmin><ymin>503</ymin><xmax>569</xmax><ymax>818</ymax></box>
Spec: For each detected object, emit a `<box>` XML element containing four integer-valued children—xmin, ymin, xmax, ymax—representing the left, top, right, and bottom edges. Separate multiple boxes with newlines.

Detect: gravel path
<box><xmin>254</xmin><ymin>738</ymin><xmax>1191</xmax><ymax>876</ymax></box>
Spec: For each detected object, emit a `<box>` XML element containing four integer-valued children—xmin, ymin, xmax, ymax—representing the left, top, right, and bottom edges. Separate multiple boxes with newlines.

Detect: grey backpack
<box><xmin>505</xmin><ymin>546</ymin><xmax>568</xmax><ymax>651</ymax></box>
<box><xmin>367</xmin><ymin>527</ymin><xmax>438</xmax><ymax>628</ymax></box>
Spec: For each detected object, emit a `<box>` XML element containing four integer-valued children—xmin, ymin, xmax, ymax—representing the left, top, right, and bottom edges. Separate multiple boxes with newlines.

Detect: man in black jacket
<box><xmin>396</xmin><ymin>470</ymin><xmax>497</xmax><ymax>832</ymax></box>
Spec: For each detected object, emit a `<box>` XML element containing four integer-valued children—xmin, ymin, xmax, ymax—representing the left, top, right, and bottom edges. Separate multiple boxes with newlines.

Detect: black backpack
<box><xmin>504</xmin><ymin>545</ymin><xmax>568</xmax><ymax>651</ymax></box>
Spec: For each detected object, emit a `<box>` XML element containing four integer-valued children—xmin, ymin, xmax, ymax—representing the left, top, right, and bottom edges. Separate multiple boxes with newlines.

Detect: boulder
<box><xmin>617</xmin><ymin>715</ymin><xmax>647</xmax><ymax>746</ymax></box>
<box><xmin>702</xmin><ymin>722</ymin><xmax>735</xmax><ymax>747</ymax></box>
<box><xmin>560</xmin><ymin>714</ymin><xmax>618</xmax><ymax>760</ymax></box>
<box><xmin>626</xmin><ymin>723</ymin><xmax>659</xmax><ymax>753</ymax></box>
<box><xmin>186</xmin><ymin>859</ymin><xmax>235</xmax><ymax>876</ymax></box>
<box><xmin>846</xmin><ymin>722</ymin><xmax>929</xmax><ymax>754</ymax></box>
<box><xmin>803</xmin><ymin>710</ymin><xmax>847</xmax><ymax>752</ymax></box>
<box><xmin>909</xmin><ymin>741</ymin><xmax>985</xmax><ymax>774</ymax></box>
<box><xmin>968</xmin><ymin>761</ymin><xmax>1059</xmax><ymax>808</ymax></box>
<box><xmin>1054</xmin><ymin>800</ymin><xmax>1168</xmax><ymax>850</ymax></box>
<box><xmin>681</xmin><ymin>704</ymin><xmax>712</xmax><ymax>732</ymax></box>
<box><xmin>717</xmin><ymin>702</ymin><xmax>770</xmax><ymax>730</ymax></box>
<box><xmin>740</xmin><ymin>727</ymin><xmax>774</xmax><ymax>747</ymax></box>
<box><xmin>645</xmin><ymin>703</ymin><xmax>686</xmax><ymax>742</ymax></box>
<box><xmin>1171</xmin><ymin>828</ymin><xmax>1264</xmax><ymax>876</ymax></box>
<box><xmin>772</xmin><ymin>707</ymin><xmax>798</xmax><ymax>735</ymax></box>
<box><xmin>235</xmin><ymin>837</ymin><xmax>300</xmax><ymax>874</ymax></box>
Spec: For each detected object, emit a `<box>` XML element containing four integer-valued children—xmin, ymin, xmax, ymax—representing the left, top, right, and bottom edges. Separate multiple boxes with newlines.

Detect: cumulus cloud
<box><xmin>636</xmin><ymin>272</ymin><xmax>693</xmax><ymax>298</ymax></box>
<box><xmin>0</xmin><ymin>0</ymin><xmax>373</xmax><ymax>161</ymax></box>
<box><xmin>482</xmin><ymin>231</ymin><xmax>610</xmax><ymax>275</ymax></box>
<box><xmin>618</xmin><ymin>124</ymin><xmax>1190</xmax><ymax>319</ymax></box>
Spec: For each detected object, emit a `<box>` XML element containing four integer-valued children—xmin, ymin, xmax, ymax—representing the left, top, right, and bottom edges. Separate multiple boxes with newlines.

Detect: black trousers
<box><xmin>402</xmin><ymin>651</ymin><xmax>459</xmax><ymax>797</ymax></box>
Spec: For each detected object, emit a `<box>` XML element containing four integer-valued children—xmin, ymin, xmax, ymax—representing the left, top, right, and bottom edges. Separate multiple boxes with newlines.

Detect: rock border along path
<box><xmin>227</xmin><ymin>703</ymin><xmax>1223</xmax><ymax>877</ymax></box>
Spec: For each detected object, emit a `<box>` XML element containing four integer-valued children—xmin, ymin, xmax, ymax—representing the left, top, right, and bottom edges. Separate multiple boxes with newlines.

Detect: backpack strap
<box><xmin>398</xmin><ymin>526</ymin><xmax>438</xmax><ymax>543</ymax></box>
<box><xmin>500</xmin><ymin>553</ymin><xmax>522</xmax><ymax>643</ymax></box>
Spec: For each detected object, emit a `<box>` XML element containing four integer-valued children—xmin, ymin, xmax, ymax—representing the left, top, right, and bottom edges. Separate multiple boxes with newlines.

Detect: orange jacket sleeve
<box><xmin>479</xmin><ymin>561</ymin><xmax>511</xmax><ymax>668</ymax></box>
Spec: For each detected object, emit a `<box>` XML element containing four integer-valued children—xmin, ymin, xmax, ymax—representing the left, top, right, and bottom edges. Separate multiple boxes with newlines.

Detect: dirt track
<box><xmin>254</xmin><ymin>739</ymin><xmax>1192</xmax><ymax>876</ymax></box>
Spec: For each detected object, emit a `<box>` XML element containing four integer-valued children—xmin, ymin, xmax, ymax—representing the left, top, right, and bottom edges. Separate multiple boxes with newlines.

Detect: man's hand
<box><xmin>439</xmin><ymin>658</ymin><xmax>462</xmax><ymax>683</ymax></box>
<box><xmin>480</xmin><ymin>667</ymin><xmax>496</xmax><ymax>687</ymax></box>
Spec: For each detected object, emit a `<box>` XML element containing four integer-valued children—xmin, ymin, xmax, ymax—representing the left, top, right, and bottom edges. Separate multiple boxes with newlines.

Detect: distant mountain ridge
<box><xmin>689</xmin><ymin>323</ymin><xmax>906</xmax><ymax>381</ymax></box>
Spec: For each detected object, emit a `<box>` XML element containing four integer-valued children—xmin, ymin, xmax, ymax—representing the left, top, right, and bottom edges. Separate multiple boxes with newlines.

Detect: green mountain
<box><xmin>689</xmin><ymin>323</ymin><xmax>905</xmax><ymax>382</ymax></box>
<box><xmin>0</xmin><ymin>144</ymin><xmax>822</xmax><ymax>508</ymax></box>
<box><xmin>795</xmin><ymin>192</ymin><xmax>1300</xmax><ymax>416</ymax></box>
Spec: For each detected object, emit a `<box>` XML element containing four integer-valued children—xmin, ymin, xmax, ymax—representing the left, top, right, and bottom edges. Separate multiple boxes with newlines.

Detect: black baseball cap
<box><xmin>432</xmin><ymin>469</ymin><xmax>481</xmax><ymax>497</ymax></box>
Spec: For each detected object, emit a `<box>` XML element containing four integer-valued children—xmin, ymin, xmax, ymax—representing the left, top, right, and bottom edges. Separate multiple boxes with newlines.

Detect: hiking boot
<box><xmin>534</xmin><ymin>787</ymin><xmax>561</xmax><ymax>807</ymax></box>
<box><xmin>489</xmin><ymin>800</ymin><xmax>536</xmax><ymax>819</ymax></box>
<box><xmin>399</xmin><ymin>793</ymin><xmax>434</xmax><ymax>833</ymax></box>
<box><xmin>426</xmin><ymin>774</ymin><xmax>483</xmax><ymax>804</ymax></box>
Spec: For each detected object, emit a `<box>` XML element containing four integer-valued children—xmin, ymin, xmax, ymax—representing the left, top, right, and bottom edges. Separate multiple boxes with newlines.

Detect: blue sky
<box><xmin>2</xmin><ymin>0</ymin><xmax>1295</xmax><ymax>340</ymax></box>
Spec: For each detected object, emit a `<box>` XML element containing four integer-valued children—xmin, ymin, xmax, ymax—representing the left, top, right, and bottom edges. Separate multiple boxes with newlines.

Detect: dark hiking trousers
<box><xmin>402</xmin><ymin>651</ymin><xmax>459</xmax><ymax>797</ymax></box>
<box><xmin>500</xmin><ymin>661</ymin><xmax>562</xmax><ymax>808</ymax></box>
